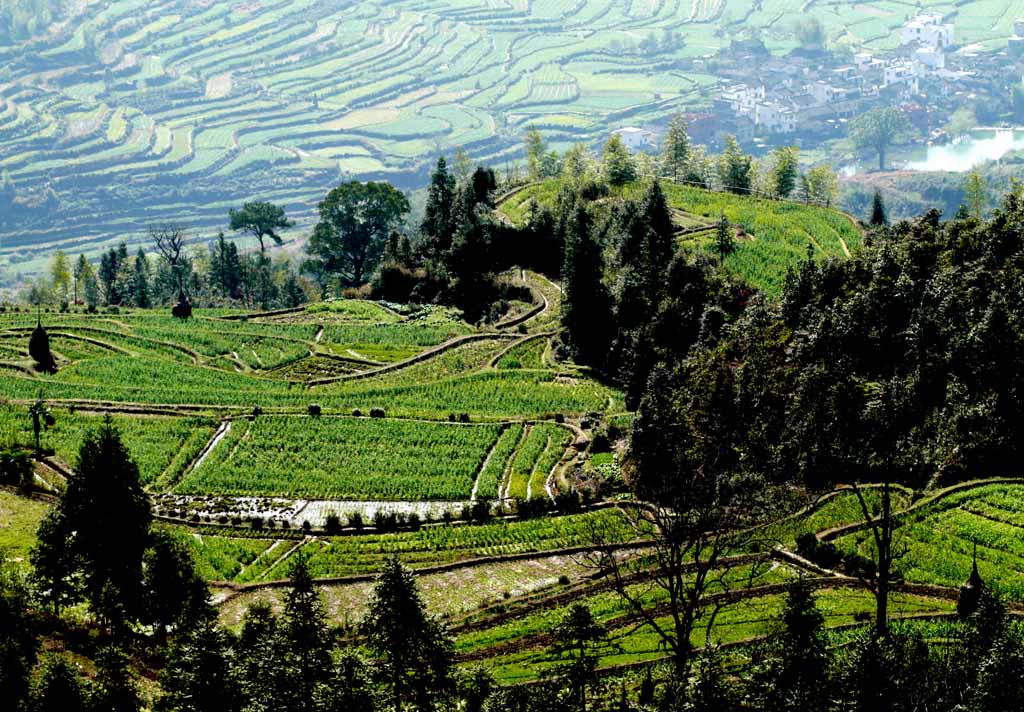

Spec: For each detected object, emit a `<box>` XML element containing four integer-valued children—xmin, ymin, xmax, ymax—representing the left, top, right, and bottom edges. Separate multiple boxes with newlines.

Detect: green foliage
<box><xmin>600</xmin><ymin>135</ymin><xmax>635</xmax><ymax>187</ymax></box>
<box><xmin>308</xmin><ymin>181</ymin><xmax>410</xmax><ymax>287</ymax></box>
<box><xmin>228</xmin><ymin>201</ymin><xmax>293</xmax><ymax>253</ymax></box>
<box><xmin>850</xmin><ymin>107</ymin><xmax>912</xmax><ymax>171</ymax></box>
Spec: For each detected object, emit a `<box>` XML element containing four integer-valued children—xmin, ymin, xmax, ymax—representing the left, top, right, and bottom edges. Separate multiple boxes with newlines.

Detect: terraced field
<box><xmin>500</xmin><ymin>179</ymin><xmax>864</xmax><ymax>294</ymax></box>
<box><xmin>0</xmin><ymin>1</ymin><xmax>1003</xmax><ymax>277</ymax></box>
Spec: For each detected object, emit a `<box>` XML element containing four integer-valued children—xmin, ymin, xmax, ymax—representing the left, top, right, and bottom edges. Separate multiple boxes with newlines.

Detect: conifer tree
<box><xmin>133</xmin><ymin>248</ymin><xmax>151</xmax><ymax>308</ymax></box>
<box><xmin>870</xmin><ymin>190</ymin><xmax>888</xmax><ymax>227</ymax></box>
<box><xmin>561</xmin><ymin>201</ymin><xmax>612</xmax><ymax>365</ymax></box>
<box><xmin>157</xmin><ymin>617</ymin><xmax>241</xmax><ymax>712</ymax></box>
<box><xmin>279</xmin><ymin>556</ymin><xmax>334</xmax><ymax>709</ymax></box>
<box><xmin>29</xmin><ymin>656</ymin><xmax>88</xmax><ymax>712</ymax></box>
<box><xmin>361</xmin><ymin>556</ymin><xmax>454</xmax><ymax>712</ymax></box>
<box><xmin>660</xmin><ymin>113</ymin><xmax>692</xmax><ymax>183</ymax></box>
<box><xmin>601</xmin><ymin>134</ymin><xmax>636</xmax><ymax>186</ymax></box>
<box><xmin>421</xmin><ymin>157</ymin><xmax>457</xmax><ymax>258</ymax></box>
<box><xmin>714</xmin><ymin>215</ymin><xmax>736</xmax><ymax>261</ymax></box>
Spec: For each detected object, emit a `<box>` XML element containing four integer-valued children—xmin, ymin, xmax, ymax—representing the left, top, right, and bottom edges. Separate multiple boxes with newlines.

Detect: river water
<box><xmin>905</xmin><ymin>128</ymin><xmax>1024</xmax><ymax>172</ymax></box>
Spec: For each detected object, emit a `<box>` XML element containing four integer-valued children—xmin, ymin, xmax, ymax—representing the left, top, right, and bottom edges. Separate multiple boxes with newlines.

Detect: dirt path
<box><xmin>188</xmin><ymin>420</ymin><xmax>231</xmax><ymax>473</ymax></box>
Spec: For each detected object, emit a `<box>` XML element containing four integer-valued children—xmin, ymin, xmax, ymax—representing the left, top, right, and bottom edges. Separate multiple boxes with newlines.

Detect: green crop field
<box><xmin>0</xmin><ymin>0</ymin><xmax>1006</xmax><ymax>278</ymax></box>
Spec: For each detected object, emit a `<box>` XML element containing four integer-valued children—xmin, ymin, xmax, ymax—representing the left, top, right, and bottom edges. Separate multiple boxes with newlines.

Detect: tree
<box><xmin>601</xmin><ymin>134</ymin><xmax>636</xmax><ymax>186</ymax></box>
<box><xmin>561</xmin><ymin>200</ymin><xmax>613</xmax><ymax>365</ymax></box>
<box><xmin>421</xmin><ymin>157</ymin><xmax>457</xmax><ymax>258</ymax></box>
<box><xmin>361</xmin><ymin>556</ymin><xmax>454</xmax><ymax>712</ymax></box>
<box><xmin>525</xmin><ymin>127</ymin><xmax>547</xmax><ymax>180</ymax></box>
<box><xmin>660</xmin><ymin>113</ymin><xmax>692</xmax><ymax>183</ymax></box>
<box><xmin>132</xmin><ymin>248</ymin><xmax>151</xmax><ymax>308</ymax></box>
<box><xmin>157</xmin><ymin>617</ymin><xmax>240</xmax><ymax>712</ymax></box>
<box><xmin>561</xmin><ymin>144</ymin><xmax>592</xmax><ymax>183</ymax></box>
<box><xmin>30</xmin><ymin>509</ymin><xmax>81</xmax><ymax>615</ymax></box>
<box><xmin>452</xmin><ymin>148</ymin><xmax>473</xmax><ymax>184</ymax></box>
<box><xmin>229</xmin><ymin>201</ymin><xmax>293</xmax><ymax>253</ymax></box>
<box><xmin>717</xmin><ymin>135</ymin><xmax>752</xmax><ymax>194</ymax></box>
<box><xmin>210</xmin><ymin>233</ymin><xmax>243</xmax><ymax>300</ymax></box>
<box><xmin>28</xmin><ymin>397</ymin><xmax>53</xmax><ymax>452</ymax></box>
<box><xmin>151</xmin><ymin>225</ymin><xmax>189</xmax><ymax>300</ymax></box>
<box><xmin>91</xmin><ymin>644</ymin><xmax>141</xmax><ymax>712</ymax></box>
<box><xmin>143</xmin><ymin>530</ymin><xmax>210</xmax><ymax>640</ymax></box>
<box><xmin>50</xmin><ymin>251</ymin><xmax>70</xmax><ymax>304</ymax></box>
<box><xmin>0</xmin><ymin>555</ymin><xmax>38</xmax><ymax>711</ymax></box>
<box><xmin>29</xmin><ymin>656</ymin><xmax>88</xmax><ymax>712</ymax></box>
<box><xmin>79</xmin><ymin>259</ymin><xmax>99</xmax><ymax>310</ymax></box>
<box><xmin>549</xmin><ymin>604</ymin><xmax>610</xmax><ymax>711</ymax></box>
<box><xmin>0</xmin><ymin>446</ymin><xmax>33</xmax><ymax>488</ymax></box>
<box><xmin>752</xmin><ymin>580</ymin><xmax>830</xmax><ymax>712</ymax></box>
<box><xmin>714</xmin><ymin>215</ymin><xmax>735</xmax><ymax>261</ymax></box>
<box><xmin>851</xmin><ymin>481</ymin><xmax>904</xmax><ymax>636</ymax></box>
<box><xmin>307</xmin><ymin>181</ymin><xmax>410</xmax><ymax>287</ymax></box>
<box><xmin>804</xmin><ymin>165</ymin><xmax>839</xmax><ymax>207</ymax></box>
<box><xmin>72</xmin><ymin>255</ymin><xmax>89</xmax><ymax>305</ymax></box>
<box><xmin>29</xmin><ymin>319</ymin><xmax>56</xmax><ymax>374</ymax></box>
<box><xmin>795</xmin><ymin>16</ymin><xmax>825</xmax><ymax>49</ymax></box>
<box><xmin>945</xmin><ymin>106</ymin><xmax>977</xmax><ymax>140</ymax></box>
<box><xmin>771</xmin><ymin>146</ymin><xmax>799</xmax><ymax>198</ymax></box>
<box><xmin>870</xmin><ymin>190</ymin><xmax>888</xmax><ymax>226</ymax></box>
<box><xmin>965</xmin><ymin>170</ymin><xmax>987</xmax><ymax>220</ymax></box>
<box><xmin>278</xmin><ymin>556</ymin><xmax>334</xmax><ymax>709</ymax></box>
<box><xmin>850</xmin><ymin>107</ymin><xmax>911</xmax><ymax>171</ymax></box>
<box><xmin>48</xmin><ymin>417</ymin><xmax>152</xmax><ymax>628</ymax></box>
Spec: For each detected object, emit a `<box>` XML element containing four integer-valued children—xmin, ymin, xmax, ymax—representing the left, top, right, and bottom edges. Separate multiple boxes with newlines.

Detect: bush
<box><xmin>459</xmin><ymin>413</ymin><xmax>471</xmax><ymax>423</ymax></box>
<box><xmin>374</xmin><ymin>510</ymin><xmax>398</xmax><ymax>532</ymax></box>
<box><xmin>308</xmin><ymin>404</ymin><xmax>322</xmax><ymax>417</ymax></box>
<box><xmin>250</xmin><ymin>516</ymin><xmax>264</xmax><ymax>531</ymax></box>
<box><xmin>370</xmin><ymin>407</ymin><xmax>386</xmax><ymax>418</ymax></box>
<box><xmin>470</xmin><ymin>500</ymin><xmax>492</xmax><ymax>522</ymax></box>
<box><xmin>347</xmin><ymin>511</ymin><xmax>364</xmax><ymax>530</ymax></box>
<box><xmin>352</xmin><ymin>409</ymin><xmax>362</xmax><ymax>417</ymax></box>
<box><xmin>557</xmin><ymin>574</ymin><xmax>570</xmax><ymax>586</ymax></box>
<box><xmin>252</xmin><ymin>405</ymin><xmax>263</xmax><ymax>418</ymax></box>
<box><xmin>324</xmin><ymin>512</ymin><xmax>342</xmax><ymax>534</ymax></box>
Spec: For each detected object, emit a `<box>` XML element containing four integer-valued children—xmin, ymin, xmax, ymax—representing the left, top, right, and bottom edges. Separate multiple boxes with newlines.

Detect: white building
<box><xmin>901</xmin><ymin>13</ymin><xmax>954</xmax><ymax>50</ymax></box>
<box><xmin>754</xmin><ymin>102</ymin><xmax>797</xmax><ymax>134</ymax></box>
<box><xmin>913</xmin><ymin>47</ymin><xmax>946</xmax><ymax>71</ymax></box>
<box><xmin>612</xmin><ymin>127</ymin><xmax>658</xmax><ymax>152</ymax></box>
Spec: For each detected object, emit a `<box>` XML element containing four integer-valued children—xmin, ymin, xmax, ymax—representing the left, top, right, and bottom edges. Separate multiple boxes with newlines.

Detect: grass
<box><xmin>0</xmin><ymin>489</ymin><xmax>49</xmax><ymax>561</ymax></box>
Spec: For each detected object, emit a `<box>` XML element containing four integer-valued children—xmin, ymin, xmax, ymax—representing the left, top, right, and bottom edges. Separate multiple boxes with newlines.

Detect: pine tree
<box><xmin>361</xmin><ymin>556</ymin><xmax>454</xmax><ymax>712</ymax></box>
<box><xmin>549</xmin><ymin>604</ymin><xmax>609</xmax><ymax>712</ymax></box>
<box><xmin>143</xmin><ymin>530</ymin><xmax>211</xmax><ymax>640</ymax></box>
<box><xmin>601</xmin><ymin>134</ymin><xmax>636</xmax><ymax>186</ymax></box>
<box><xmin>714</xmin><ymin>215</ymin><xmax>736</xmax><ymax>261</ymax></box>
<box><xmin>718</xmin><ymin>136</ymin><xmax>752</xmax><ymax>195</ymax></box>
<box><xmin>525</xmin><ymin>128</ymin><xmax>547</xmax><ymax>180</ymax></box>
<box><xmin>660</xmin><ymin>113</ymin><xmax>692</xmax><ymax>183</ymax></box>
<box><xmin>52</xmin><ymin>417</ymin><xmax>151</xmax><ymax>628</ymax></box>
<box><xmin>421</xmin><ymin>158</ymin><xmax>457</xmax><ymax>258</ymax></box>
<box><xmin>91</xmin><ymin>645</ymin><xmax>142</xmax><ymax>712</ymax></box>
<box><xmin>771</xmin><ymin>146</ymin><xmax>799</xmax><ymax>198</ymax></box>
<box><xmin>870</xmin><ymin>190</ymin><xmax>888</xmax><ymax>227</ymax></box>
<box><xmin>279</xmin><ymin>556</ymin><xmax>334</xmax><ymax>710</ymax></box>
<box><xmin>29</xmin><ymin>656</ymin><xmax>88</xmax><ymax>712</ymax></box>
<box><xmin>561</xmin><ymin>200</ymin><xmax>613</xmax><ymax>365</ymax></box>
<box><xmin>133</xmin><ymin>248</ymin><xmax>151</xmax><ymax>308</ymax></box>
<box><xmin>157</xmin><ymin>617</ymin><xmax>241</xmax><ymax>712</ymax></box>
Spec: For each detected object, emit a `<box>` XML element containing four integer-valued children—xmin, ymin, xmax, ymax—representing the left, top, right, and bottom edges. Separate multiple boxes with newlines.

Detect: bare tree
<box><xmin>850</xmin><ymin>480</ymin><xmax>906</xmax><ymax>636</ymax></box>
<box><xmin>584</xmin><ymin>471</ymin><xmax>783</xmax><ymax>679</ymax></box>
<box><xmin>150</xmin><ymin>224</ymin><xmax>188</xmax><ymax>295</ymax></box>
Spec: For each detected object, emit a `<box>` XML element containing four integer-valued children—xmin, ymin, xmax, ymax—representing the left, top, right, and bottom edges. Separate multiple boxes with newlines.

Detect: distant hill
<box><xmin>0</xmin><ymin>1</ymin><xmax>1010</xmax><ymax>282</ymax></box>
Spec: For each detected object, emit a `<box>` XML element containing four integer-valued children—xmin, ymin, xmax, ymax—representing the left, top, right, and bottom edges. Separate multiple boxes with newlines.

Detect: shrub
<box><xmin>347</xmin><ymin>511</ymin><xmax>364</xmax><ymax>530</ymax></box>
<box><xmin>352</xmin><ymin>409</ymin><xmax>362</xmax><ymax>417</ymax></box>
<box><xmin>370</xmin><ymin>407</ymin><xmax>386</xmax><ymax>418</ymax></box>
<box><xmin>406</xmin><ymin>513</ymin><xmax>422</xmax><ymax>531</ymax></box>
<box><xmin>557</xmin><ymin>574</ymin><xmax>570</xmax><ymax>586</ymax></box>
<box><xmin>308</xmin><ymin>404</ymin><xmax>322</xmax><ymax>417</ymax></box>
<box><xmin>459</xmin><ymin>413</ymin><xmax>470</xmax><ymax>423</ymax></box>
<box><xmin>374</xmin><ymin>510</ymin><xmax>398</xmax><ymax>532</ymax></box>
<box><xmin>301</xmin><ymin>520</ymin><xmax>312</xmax><ymax>533</ymax></box>
<box><xmin>324</xmin><ymin>512</ymin><xmax>342</xmax><ymax>534</ymax></box>
<box><xmin>251</xmin><ymin>516</ymin><xmax>264</xmax><ymax>531</ymax></box>
<box><xmin>252</xmin><ymin>405</ymin><xmax>263</xmax><ymax>418</ymax></box>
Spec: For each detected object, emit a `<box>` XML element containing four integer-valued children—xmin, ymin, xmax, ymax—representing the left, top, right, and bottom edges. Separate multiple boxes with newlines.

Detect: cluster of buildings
<box><xmin>614</xmin><ymin>13</ymin><xmax>1022</xmax><ymax>150</ymax></box>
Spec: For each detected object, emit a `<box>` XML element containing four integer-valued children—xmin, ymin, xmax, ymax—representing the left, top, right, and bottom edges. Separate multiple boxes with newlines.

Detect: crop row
<box><xmin>174</xmin><ymin>415</ymin><xmax>504</xmax><ymax>501</ymax></box>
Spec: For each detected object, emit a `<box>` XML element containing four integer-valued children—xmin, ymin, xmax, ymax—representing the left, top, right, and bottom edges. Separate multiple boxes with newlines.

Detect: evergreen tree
<box><xmin>446</xmin><ymin>184</ymin><xmax>493</xmax><ymax>323</ymax></box>
<box><xmin>549</xmin><ymin>604</ymin><xmax>609</xmax><ymax>712</ymax></box>
<box><xmin>421</xmin><ymin>158</ymin><xmax>457</xmax><ymax>258</ymax></box>
<box><xmin>525</xmin><ymin>128</ymin><xmax>547</xmax><ymax>180</ymax></box>
<box><xmin>318</xmin><ymin>654</ymin><xmax>376</xmax><ymax>712</ymax></box>
<box><xmin>965</xmin><ymin>170</ymin><xmax>987</xmax><ymax>220</ymax></box>
<box><xmin>714</xmin><ymin>215</ymin><xmax>736</xmax><ymax>261</ymax></box>
<box><xmin>970</xmin><ymin>624</ymin><xmax>1024</xmax><ymax>712</ymax></box>
<box><xmin>143</xmin><ymin>529</ymin><xmax>211</xmax><ymax>640</ymax></box>
<box><xmin>660</xmin><ymin>113</ymin><xmax>692</xmax><ymax>183</ymax></box>
<box><xmin>0</xmin><ymin>556</ymin><xmax>38</xmax><ymax>711</ymax></box>
<box><xmin>40</xmin><ymin>417</ymin><xmax>151</xmax><ymax>629</ymax></box>
<box><xmin>601</xmin><ymin>134</ymin><xmax>636</xmax><ymax>186</ymax></box>
<box><xmin>717</xmin><ymin>136</ymin><xmax>752</xmax><ymax>195</ymax></box>
<box><xmin>90</xmin><ymin>644</ymin><xmax>142</xmax><ymax>712</ymax></box>
<box><xmin>157</xmin><ymin>617</ymin><xmax>241</xmax><ymax>712</ymax></box>
<box><xmin>561</xmin><ymin>200</ymin><xmax>613</xmax><ymax>365</ymax></box>
<box><xmin>771</xmin><ymin>146</ymin><xmax>799</xmax><ymax>198</ymax></box>
<box><xmin>870</xmin><ymin>190</ymin><xmax>888</xmax><ymax>227</ymax></box>
<box><xmin>233</xmin><ymin>602</ymin><xmax>282</xmax><ymax>712</ymax></box>
<box><xmin>50</xmin><ymin>251</ymin><xmax>70</xmax><ymax>304</ymax></box>
<box><xmin>30</xmin><ymin>509</ymin><xmax>82</xmax><ymax>614</ymax></box>
<box><xmin>229</xmin><ymin>201</ymin><xmax>293</xmax><ymax>253</ymax></box>
<box><xmin>361</xmin><ymin>556</ymin><xmax>454</xmax><ymax>712</ymax></box>
<box><xmin>752</xmin><ymin>580</ymin><xmax>830</xmax><ymax>712</ymax></box>
<box><xmin>133</xmin><ymin>248</ymin><xmax>151</xmax><ymax>308</ymax></box>
<box><xmin>29</xmin><ymin>656</ymin><xmax>88</xmax><ymax>712</ymax></box>
<box><xmin>278</xmin><ymin>556</ymin><xmax>334</xmax><ymax>710</ymax></box>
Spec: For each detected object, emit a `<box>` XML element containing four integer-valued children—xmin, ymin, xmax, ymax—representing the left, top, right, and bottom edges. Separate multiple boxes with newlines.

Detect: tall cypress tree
<box><xmin>870</xmin><ymin>190</ymin><xmax>888</xmax><ymax>227</ymax></box>
<box><xmin>133</xmin><ymin>248</ymin><xmax>151</xmax><ymax>308</ymax></box>
<box><xmin>279</xmin><ymin>557</ymin><xmax>334</xmax><ymax>710</ymax></box>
